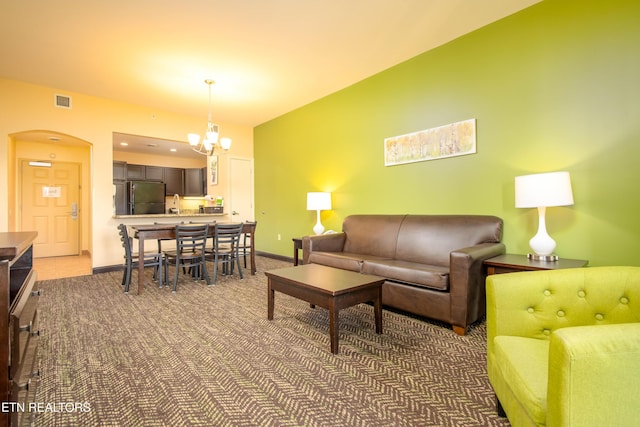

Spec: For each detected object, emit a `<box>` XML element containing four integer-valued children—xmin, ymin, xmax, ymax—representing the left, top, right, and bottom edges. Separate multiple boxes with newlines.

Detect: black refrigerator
<box><xmin>127</xmin><ymin>181</ymin><xmax>166</xmax><ymax>215</ymax></box>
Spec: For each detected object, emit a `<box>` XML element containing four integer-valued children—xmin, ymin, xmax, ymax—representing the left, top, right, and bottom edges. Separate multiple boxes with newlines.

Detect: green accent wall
<box><xmin>254</xmin><ymin>0</ymin><xmax>640</xmax><ymax>267</ymax></box>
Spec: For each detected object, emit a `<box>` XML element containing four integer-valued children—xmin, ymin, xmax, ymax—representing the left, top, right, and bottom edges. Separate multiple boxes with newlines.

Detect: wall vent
<box><xmin>54</xmin><ymin>94</ymin><xmax>72</xmax><ymax>109</ymax></box>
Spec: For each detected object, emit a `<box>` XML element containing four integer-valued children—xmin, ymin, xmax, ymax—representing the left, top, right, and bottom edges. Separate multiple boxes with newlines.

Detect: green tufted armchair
<box><xmin>486</xmin><ymin>266</ymin><xmax>640</xmax><ymax>427</ymax></box>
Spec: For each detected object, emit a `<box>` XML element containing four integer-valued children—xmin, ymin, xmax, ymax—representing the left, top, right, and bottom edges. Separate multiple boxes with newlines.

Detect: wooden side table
<box><xmin>484</xmin><ymin>254</ymin><xmax>588</xmax><ymax>275</ymax></box>
<box><xmin>292</xmin><ymin>238</ymin><xmax>303</xmax><ymax>266</ymax></box>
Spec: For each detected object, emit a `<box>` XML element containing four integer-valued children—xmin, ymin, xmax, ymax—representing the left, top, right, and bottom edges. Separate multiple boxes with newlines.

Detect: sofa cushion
<box><xmin>361</xmin><ymin>259</ymin><xmax>449</xmax><ymax>291</ymax></box>
<box><xmin>308</xmin><ymin>252</ymin><xmax>393</xmax><ymax>273</ymax></box>
<box><xmin>396</xmin><ymin>215</ymin><xmax>503</xmax><ymax>267</ymax></box>
<box><xmin>342</xmin><ymin>215</ymin><xmax>404</xmax><ymax>259</ymax></box>
<box><xmin>494</xmin><ymin>336</ymin><xmax>549</xmax><ymax>426</ymax></box>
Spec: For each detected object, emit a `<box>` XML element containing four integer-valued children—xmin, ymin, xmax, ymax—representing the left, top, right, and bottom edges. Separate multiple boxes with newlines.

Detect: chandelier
<box><xmin>188</xmin><ymin>79</ymin><xmax>232</xmax><ymax>156</ymax></box>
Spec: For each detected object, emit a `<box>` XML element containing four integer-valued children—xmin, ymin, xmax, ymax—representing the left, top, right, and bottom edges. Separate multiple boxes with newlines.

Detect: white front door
<box><xmin>228</xmin><ymin>157</ymin><xmax>254</xmax><ymax>223</ymax></box>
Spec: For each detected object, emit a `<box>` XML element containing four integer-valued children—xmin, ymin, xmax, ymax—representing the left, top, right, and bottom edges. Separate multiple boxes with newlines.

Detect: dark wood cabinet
<box><xmin>126</xmin><ymin>164</ymin><xmax>145</xmax><ymax>180</ymax></box>
<box><xmin>112</xmin><ymin>163</ymin><xmax>204</xmax><ymax>209</ymax></box>
<box><xmin>164</xmin><ymin>168</ymin><xmax>184</xmax><ymax>196</ymax></box>
<box><xmin>113</xmin><ymin>181</ymin><xmax>128</xmax><ymax>215</ymax></box>
<box><xmin>184</xmin><ymin>168</ymin><xmax>206</xmax><ymax>196</ymax></box>
<box><xmin>113</xmin><ymin>161</ymin><xmax>127</xmax><ymax>181</ymax></box>
<box><xmin>144</xmin><ymin>166</ymin><xmax>164</xmax><ymax>181</ymax></box>
<box><xmin>118</xmin><ymin>163</ymin><xmax>164</xmax><ymax>182</ymax></box>
<box><xmin>1</xmin><ymin>232</ymin><xmax>40</xmax><ymax>427</ymax></box>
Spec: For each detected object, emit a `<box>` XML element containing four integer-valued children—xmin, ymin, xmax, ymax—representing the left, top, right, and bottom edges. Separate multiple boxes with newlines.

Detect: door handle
<box><xmin>68</xmin><ymin>203</ymin><xmax>78</xmax><ymax>220</ymax></box>
<box><xmin>232</xmin><ymin>210</ymin><xmax>239</xmax><ymax>215</ymax></box>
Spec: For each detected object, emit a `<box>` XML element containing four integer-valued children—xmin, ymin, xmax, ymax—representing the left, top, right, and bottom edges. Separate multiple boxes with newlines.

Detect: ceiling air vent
<box><xmin>54</xmin><ymin>94</ymin><xmax>72</xmax><ymax>109</ymax></box>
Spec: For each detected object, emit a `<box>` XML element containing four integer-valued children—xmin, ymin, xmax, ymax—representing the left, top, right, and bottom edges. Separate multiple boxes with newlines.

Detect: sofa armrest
<box><xmin>302</xmin><ymin>233</ymin><xmax>346</xmax><ymax>264</ymax></box>
<box><xmin>547</xmin><ymin>323</ymin><xmax>640</xmax><ymax>427</ymax></box>
<box><xmin>448</xmin><ymin>242</ymin><xmax>505</xmax><ymax>331</ymax></box>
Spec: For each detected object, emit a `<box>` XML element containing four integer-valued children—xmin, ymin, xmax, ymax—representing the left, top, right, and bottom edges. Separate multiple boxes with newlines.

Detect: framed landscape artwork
<box><xmin>384</xmin><ymin>118</ymin><xmax>477</xmax><ymax>166</ymax></box>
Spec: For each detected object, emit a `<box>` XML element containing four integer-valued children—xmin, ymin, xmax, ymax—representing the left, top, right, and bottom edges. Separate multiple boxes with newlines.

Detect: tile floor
<box><xmin>33</xmin><ymin>253</ymin><xmax>93</xmax><ymax>280</ymax></box>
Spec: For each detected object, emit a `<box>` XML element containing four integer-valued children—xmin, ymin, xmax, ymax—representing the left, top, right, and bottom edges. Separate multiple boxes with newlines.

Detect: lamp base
<box><xmin>527</xmin><ymin>253</ymin><xmax>559</xmax><ymax>262</ymax></box>
<box><xmin>313</xmin><ymin>210</ymin><xmax>324</xmax><ymax>235</ymax></box>
<box><xmin>313</xmin><ymin>222</ymin><xmax>325</xmax><ymax>235</ymax></box>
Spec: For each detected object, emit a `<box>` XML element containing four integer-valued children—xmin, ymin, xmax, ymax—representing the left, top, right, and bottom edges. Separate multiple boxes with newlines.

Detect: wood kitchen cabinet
<box><xmin>113</xmin><ymin>182</ymin><xmax>127</xmax><ymax>215</ymax></box>
<box><xmin>125</xmin><ymin>164</ymin><xmax>145</xmax><ymax>180</ymax></box>
<box><xmin>113</xmin><ymin>161</ymin><xmax>128</xmax><ymax>215</ymax></box>
<box><xmin>112</xmin><ymin>162</ymin><xmax>204</xmax><ymax>203</ymax></box>
<box><xmin>164</xmin><ymin>167</ymin><xmax>184</xmax><ymax>196</ymax></box>
<box><xmin>113</xmin><ymin>161</ymin><xmax>127</xmax><ymax>181</ymax></box>
<box><xmin>144</xmin><ymin>166</ymin><xmax>164</xmax><ymax>181</ymax></box>
<box><xmin>184</xmin><ymin>167</ymin><xmax>206</xmax><ymax>196</ymax></box>
<box><xmin>118</xmin><ymin>163</ymin><xmax>164</xmax><ymax>182</ymax></box>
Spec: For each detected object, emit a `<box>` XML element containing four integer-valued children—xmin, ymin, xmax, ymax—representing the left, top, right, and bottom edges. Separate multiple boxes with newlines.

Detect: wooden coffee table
<box><xmin>265</xmin><ymin>264</ymin><xmax>385</xmax><ymax>354</ymax></box>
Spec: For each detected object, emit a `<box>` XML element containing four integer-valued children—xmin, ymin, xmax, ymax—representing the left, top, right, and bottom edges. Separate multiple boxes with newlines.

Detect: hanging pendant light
<box><xmin>188</xmin><ymin>79</ymin><xmax>232</xmax><ymax>155</ymax></box>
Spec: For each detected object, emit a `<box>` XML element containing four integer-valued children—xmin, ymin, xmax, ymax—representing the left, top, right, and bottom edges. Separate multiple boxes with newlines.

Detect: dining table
<box><xmin>130</xmin><ymin>222</ymin><xmax>256</xmax><ymax>295</ymax></box>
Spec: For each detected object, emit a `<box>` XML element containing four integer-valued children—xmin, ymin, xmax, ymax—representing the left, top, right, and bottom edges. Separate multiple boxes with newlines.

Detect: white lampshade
<box><xmin>515</xmin><ymin>171</ymin><xmax>574</xmax><ymax>208</ymax></box>
<box><xmin>187</xmin><ymin>133</ymin><xmax>200</xmax><ymax>146</ymax></box>
<box><xmin>515</xmin><ymin>171</ymin><xmax>574</xmax><ymax>261</ymax></box>
<box><xmin>220</xmin><ymin>137</ymin><xmax>232</xmax><ymax>150</ymax></box>
<box><xmin>307</xmin><ymin>192</ymin><xmax>332</xmax><ymax>211</ymax></box>
<box><xmin>206</xmin><ymin>127</ymin><xmax>219</xmax><ymax>144</ymax></box>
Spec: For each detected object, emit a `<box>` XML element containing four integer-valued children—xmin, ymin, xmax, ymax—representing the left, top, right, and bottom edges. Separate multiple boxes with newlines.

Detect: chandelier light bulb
<box><xmin>206</xmin><ymin>128</ymin><xmax>219</xmax><ymax>144</ymax></box>
<box><xmin>187</xmin><ymin>133</ymin><xmax>200</xmax><ymax>146</ymax></box>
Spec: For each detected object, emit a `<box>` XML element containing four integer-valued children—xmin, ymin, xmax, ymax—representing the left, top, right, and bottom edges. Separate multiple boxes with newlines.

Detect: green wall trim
<box><xmin>254</xmin><ymin>0</ymin><xmax>640</xmax><ymax>266</ymax></box>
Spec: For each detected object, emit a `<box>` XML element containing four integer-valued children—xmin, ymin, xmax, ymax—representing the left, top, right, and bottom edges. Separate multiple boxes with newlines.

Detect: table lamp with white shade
<box><xmin>515</xmin><ymin>171</ymin><xmax>574</xmax><ymax>261</ymax></box>
<box><xmin>307</xmin><ymin>192</ymin><xmax>332</xmax><ymax>235</ymax></box>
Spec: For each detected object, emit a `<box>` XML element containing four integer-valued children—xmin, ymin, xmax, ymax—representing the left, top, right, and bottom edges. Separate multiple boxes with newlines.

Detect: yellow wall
<box><xmin>6</xmin><ymin>135</ymin><xmax>16</xmax><ymax>232</ymax></box>
<box><xmin>0</xmin><ymin>78</ymin><xmax>253</xmax><ymax>268</ymax></box>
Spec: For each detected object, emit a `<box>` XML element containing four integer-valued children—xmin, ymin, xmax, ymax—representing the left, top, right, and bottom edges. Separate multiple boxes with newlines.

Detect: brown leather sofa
<box><xmin>302</xmin><ymin>214</ymin><xmax>504</xmax><ymax>335</ymax></box>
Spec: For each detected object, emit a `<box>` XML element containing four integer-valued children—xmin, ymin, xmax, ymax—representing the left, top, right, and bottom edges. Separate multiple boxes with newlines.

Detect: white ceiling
<box><xmin>2</xmin><ymin>0</ymin><xmax>540</xmax><ymax>156</ymax></box>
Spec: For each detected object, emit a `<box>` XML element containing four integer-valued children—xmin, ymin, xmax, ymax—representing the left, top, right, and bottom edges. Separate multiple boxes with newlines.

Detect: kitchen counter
<box><xmin>113</xmin><ymin>213</ymin><xmax>225</xmax><ymax>219</ymax></box>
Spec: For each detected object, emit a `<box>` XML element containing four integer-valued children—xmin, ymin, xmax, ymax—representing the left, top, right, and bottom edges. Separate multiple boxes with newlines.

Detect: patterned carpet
<box><xmin>32</xmin><ymin>256</ymin><xmax>509</xmax><ymax>427</ymax></box>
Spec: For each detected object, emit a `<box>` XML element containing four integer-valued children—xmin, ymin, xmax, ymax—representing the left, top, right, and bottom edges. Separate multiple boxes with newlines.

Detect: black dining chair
<box><xmin>163</xmin><ymin>223</ymin><xmax>210</xmax><ymax>292</ymax></box>
<box><xmin>190</xmin><ymin>220</ymin><xmax>216</xmax><ymax>254</ymax></box>
<box><xmin>237</xmin><ymin>221</ymin><xmax>257</xmax><ymax>269</ymax></box>
<box><xmin>117</xmin><ymin>224</ymin><xmax>163</xmax><ymax>294</ymax></box>
<box><xmin>205</xmin><ymin>223</ymin><xmax>244</xmax><ymax>285</ymax></box>
<box><xmin>154</xmin><ymin>221</ymin><xmax>183</xmax><ymax>254</ymax></box>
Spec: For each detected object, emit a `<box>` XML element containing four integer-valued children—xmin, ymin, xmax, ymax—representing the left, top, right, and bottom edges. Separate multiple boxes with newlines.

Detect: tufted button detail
<box><xmin>543</xmin><ymin>289</ymin><xmax>552</xmax><ymax>297</ymax></box>
<box><xmin>595</xmin><ymin>313</ymin><xmax>604</xmax><ymax>321</ymax></box>
<box><xmin>620</xmin><ymin>297</ymin><xmax>629</xmax><ymax>304</ymax></box>
<box><xmin>557</xmin><ymin>310</ymin><xmax>565</xmax><ymax>317</ymax></box>
<box><xmin>527</xmin><ymin>307</ymin><xmax>535</xmax><ymax>314</ymax></box>
<box><xmin>543</xmin><ymin>329</ymin><xmax>551</xmax><ymax>336</ymax></box>
<box><xmin>577</xmin><ymin>290</ymin><xmax>586</xmax><ymax>298</ymax></box>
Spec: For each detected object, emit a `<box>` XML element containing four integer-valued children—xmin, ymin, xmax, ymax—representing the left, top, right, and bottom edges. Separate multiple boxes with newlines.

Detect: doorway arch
<box><xmin>10</xmin><ymin>130</ymin><xmax>92</xmax><ymax>265</ymax></box>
